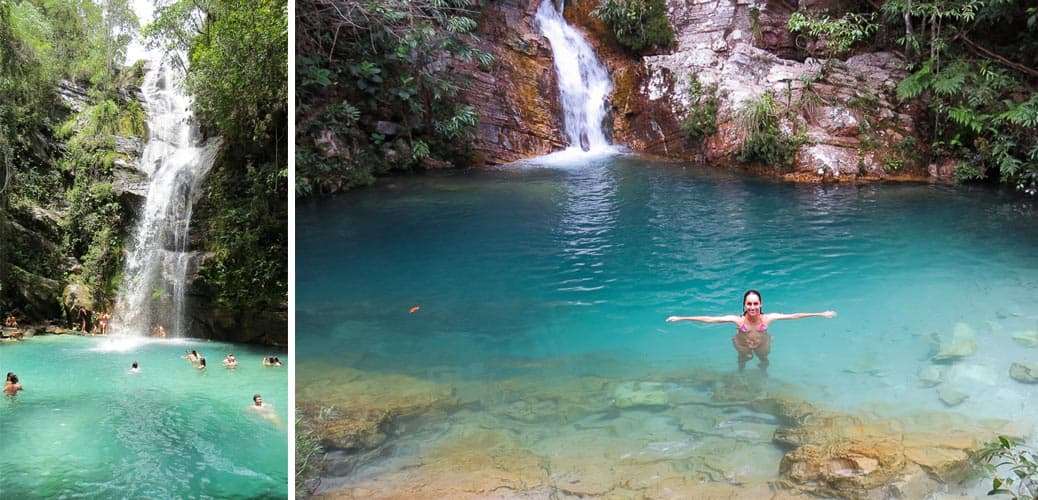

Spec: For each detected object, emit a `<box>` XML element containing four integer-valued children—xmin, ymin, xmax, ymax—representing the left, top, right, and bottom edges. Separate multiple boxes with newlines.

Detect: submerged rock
<box><xmin>1011</xmin><ymin>330</ymin><xmax>1038</xmax><ymax>348</ymax></box>
<box><xmin>1009</xmin><ymin>362</ymin><xmax>1038</xmax><ymax>384</ymax></box>
<box><xmin>931</xmin><ymin>323</ymin><xmax>977</xmax><ymax>362</ymax></box>
<box><xmin>937</xmin><ymin>387</ymin><xmax>968</xmax><ymax>407</ymax></box>
<box><xmin>296</xmin><ymin>362</ymin><xmax>461</xmax><ymax>451</ymax></box>
<box><xmin>612</xmin><ymin>380</ymin><xmax>669</xmax><ymax>408</ymax></box>
<box><xmin>917</xmin><ymin>365</ymin><xmax>944</xmax><ymax>387</ymax></box>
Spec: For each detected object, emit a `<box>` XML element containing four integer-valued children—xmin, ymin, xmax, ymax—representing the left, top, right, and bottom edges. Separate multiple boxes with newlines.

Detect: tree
<box><xmin>884</xmin><ymin>0</ymin><xmax>1038</xmax><ymax>192</ymax></box>
<box><xmin>295</xmin><ymin>0</ymin><xmax>491</xmax><ymax>195</ymax></box>
<box><xmin>148</xmin><ymin>0</ymin><xmax>289</xmax><ymax>312</ymax></box>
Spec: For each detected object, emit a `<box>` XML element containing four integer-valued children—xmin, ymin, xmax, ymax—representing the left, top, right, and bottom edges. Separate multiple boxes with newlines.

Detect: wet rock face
<box><xmin>460</xmin><ymin>0</ymin><xmax>567</xmax><ymax>164</ymax></box>
<box><xmin>468</xmin><ymin>0</ymin><xmax>932</xmax><ymax>182</ymax></box>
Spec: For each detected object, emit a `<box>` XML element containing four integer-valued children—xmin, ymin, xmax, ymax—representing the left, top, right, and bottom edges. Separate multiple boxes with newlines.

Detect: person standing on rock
<box><xmin>77</xmin><ymin>306</ymin><xmax>91</xmax><ymax>333</ymax></box>
<box><xmin>666</xmin><ymin>289</ymin><xmax>836</xmax><ymax>374</ymax></box>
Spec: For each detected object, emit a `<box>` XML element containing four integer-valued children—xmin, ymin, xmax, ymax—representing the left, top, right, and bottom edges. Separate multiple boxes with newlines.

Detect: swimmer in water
<box><xmin>248</xmin><ymin>394</ymin><xmax>282</xmax><ymax>428</ymax></box>
<box><xmin>667</xmin><ymin>289</ymin><xmax>836</xmax><ymax>374</ymax></box>
<box><xmin>5</xmin><ymin>372</ymin><xmax>23</xmax><ymax>395</ymax></box>
<box><xmin>129</xmin><ymin>361</ymin><xmax>140</xmax><ymax>374</ymax></box>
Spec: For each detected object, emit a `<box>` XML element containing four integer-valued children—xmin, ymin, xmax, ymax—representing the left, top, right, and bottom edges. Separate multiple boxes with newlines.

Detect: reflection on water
<box><xmin>297</xmin><ymin>155</ymin><xmax>1038</xmax><ymax>497</ymax></box>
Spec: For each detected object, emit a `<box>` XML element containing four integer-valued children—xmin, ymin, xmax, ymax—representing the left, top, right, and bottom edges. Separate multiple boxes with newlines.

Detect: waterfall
<box><xmin>535</xmin><ymin>0</ymin><xmax>613</xmax><ymax>153</ymax></box>
<box><xmin>114</xmin><ymin>2</ymin><xmax>220</xmax><ymax>337</ymax></box>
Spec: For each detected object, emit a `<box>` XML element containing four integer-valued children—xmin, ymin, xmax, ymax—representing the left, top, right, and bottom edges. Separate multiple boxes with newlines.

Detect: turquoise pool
<box><xmin>0</xmin><ymin>334</ymin><xmax>288</xmax><ymax>498</ymax></box>
<box><xmin>297</xmin><ymin>153</ymin><xmax>1038</xmax><ymax>495</ymax></box>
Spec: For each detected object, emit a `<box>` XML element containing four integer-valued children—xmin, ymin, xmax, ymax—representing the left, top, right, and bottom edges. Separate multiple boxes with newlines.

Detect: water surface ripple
<box><xmin>297</xmin><ymin>155</ymin><xmax>1038</xmax><ymax>496</ymax></box>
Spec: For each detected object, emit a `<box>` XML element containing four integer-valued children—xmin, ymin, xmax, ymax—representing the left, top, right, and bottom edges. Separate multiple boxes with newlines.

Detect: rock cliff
<box><xmin>466</xmin><ymin>0</ymin><xmax>934</xmax><ymax>183</ymax></box>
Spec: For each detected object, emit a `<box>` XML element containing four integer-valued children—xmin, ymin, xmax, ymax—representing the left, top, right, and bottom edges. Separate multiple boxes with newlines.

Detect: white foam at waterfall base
<box><xmin>509</xmin><ymin>146</ymin><xmax>623</xmax><ymax>169</ymax></box>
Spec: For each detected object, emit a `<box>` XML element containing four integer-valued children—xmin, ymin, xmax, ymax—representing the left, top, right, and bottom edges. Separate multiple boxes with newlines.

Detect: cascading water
<box><xmin>114</xmin><ymin>3</ymin><xmax>221</xmax><ymax>337</ymax></box>
<box><xmin>535</xmin><ymin>0</ymin><xmax>613</xmax><ymax>153</ymax></box>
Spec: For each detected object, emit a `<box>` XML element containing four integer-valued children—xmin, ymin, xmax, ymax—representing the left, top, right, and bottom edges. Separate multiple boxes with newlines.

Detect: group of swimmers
<box><xmin>180</xmin><ymin>350</ymin><xmax>284</xmax><ymax>372</ymax></box>
<box><xmin>119</xmin><ymin>352</ymin><xmax>283</xmax><ymax>425</ymax></box>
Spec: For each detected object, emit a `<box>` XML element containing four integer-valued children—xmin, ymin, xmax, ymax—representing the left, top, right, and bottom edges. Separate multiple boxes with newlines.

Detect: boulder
<box><xmin>1011</xmin><ymin>330</ymin><xmax>1038</xmax><ymax>348</ymax></box>
<box><xmin>1009</xmin><ymin>362</ymin><xmax>1038</xmax><ymax>384</ymax></box>
<box><xmin>931</xmin><ymin>323</ymin><xmax>977</xmax><ymax>362</ymax></box>
<box><xmin>917</xmin><ymin>365</ymin><xmax>944</xmax><ymax>387</ymax></box>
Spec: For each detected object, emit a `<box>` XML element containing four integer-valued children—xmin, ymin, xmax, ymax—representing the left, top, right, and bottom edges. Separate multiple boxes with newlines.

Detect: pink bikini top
<box><xmin>738</xmin><ymin>318</ymin><xmax>768</xmax><ymax>333</ymax></box>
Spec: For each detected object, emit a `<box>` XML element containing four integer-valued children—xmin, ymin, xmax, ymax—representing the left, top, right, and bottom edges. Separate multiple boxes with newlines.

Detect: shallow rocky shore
<box><xmin>299</xmin><ymin>358</ymin><xmax>1023</xmax><ymax>499</ymax></box>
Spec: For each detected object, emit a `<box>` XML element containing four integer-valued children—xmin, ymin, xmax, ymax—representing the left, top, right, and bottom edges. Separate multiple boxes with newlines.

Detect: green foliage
<box><xmin>884</xmin><ymin>0</ymin><xmax>1038</xmax><ymax>193</ymax></box>
<box><xmin>679</xmin><ymin>75</ymin><xmax>721</xmax><ymax>144</ymax></box>
<box><xmin>1</xmin><ymin>0</ymin><xmax>140</xmax><ymax>310</ymax></box>
<box><xmin>976</xmin><ymin>436</ymin><xmax>1038</xmax><ymax>499</ymax></box>
<box><xmin>735</xmin><ymin>91</ymin><xmax>798</xmax><ymax>168</ymax></box>
<box><xmin>787</xmin><ymin>11</ymin><xmax>878</xmax><ymax>59</ymax></box>
<box><xmin>296</xmin><ymin>0</ymin><xmax>492</xmax><ymax>196</ymax></box>
<box><xmin>196</xmin><ymin>156</ymin><xmax>287</xmax><ymax>313</ymax></box>
<box><xmin>150</xmin><ymin>0</ymin><xmax>287</xmax><ymax>145</ymax></box>
<box><xmin>591</xmin><ymin>0</ymin><xmax>675</xmax><ymax>53</ymax></box>
<box><xmin>295</xmin><ymin>407</ymin><xmax>325</xmax><ymax>497</ymax></box>
<box><xmin>147</xmin><ymin>1</ymin><xmax>288</xmax><ymax>312</ymax></box>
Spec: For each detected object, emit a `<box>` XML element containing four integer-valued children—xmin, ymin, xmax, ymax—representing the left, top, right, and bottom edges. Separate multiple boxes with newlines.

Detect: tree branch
<box><xmin>956</xmin><ymin>34</ymin><xmax>1038</xmax><ymax>78</ymax></box>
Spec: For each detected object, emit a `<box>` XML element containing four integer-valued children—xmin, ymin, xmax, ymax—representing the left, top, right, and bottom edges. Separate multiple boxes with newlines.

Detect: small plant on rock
<box><xmin>735</xmin><ymin>91</ymin><xmax>799</xmax><ymax>168</ymax></box>
<box><xmin>591</xmin><ymin>0</ymin><xmax>675</xmax><ymax>53</ymax></box>
<box><xmin>976</xmin><ymin>436</ymin><xmax>1038</xmax><ymax>499</ymax></box>
<box><xmin>680</xmin><ymin>75</ymin><xmax>722</xmax><ymax>144</ymax></box>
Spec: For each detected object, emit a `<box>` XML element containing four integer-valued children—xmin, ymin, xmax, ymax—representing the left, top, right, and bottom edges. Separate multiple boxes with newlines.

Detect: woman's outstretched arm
<box><xmin>666</xmin><ymin>314</ymin><xmax>742</xmax><ymax>323</ymax></box>
<box><xmin>763</xmin><ymin>311</ymin><xmax>836</xmax><ymax>321</ymax></box>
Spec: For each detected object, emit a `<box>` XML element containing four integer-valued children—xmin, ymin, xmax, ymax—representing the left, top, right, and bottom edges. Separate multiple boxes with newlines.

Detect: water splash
<box><xmin>535</xmin><ymin>0</ymin><xmax>615</xmax><ymax>153</ymax></box>
<box><xmin>114</xmin><ymin>6</ymin><xmax>221</xmax><ymax>337</ymax></box>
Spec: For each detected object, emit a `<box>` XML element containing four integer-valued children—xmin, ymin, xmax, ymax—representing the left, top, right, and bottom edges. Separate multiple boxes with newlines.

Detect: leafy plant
<box><xmin>976</xmin><ymin>436</ymin><xmax>1038</xmax><ymax>499</ymax></box>
<box><xmin>591</xmin><ymin>0</ymin><xmax>675</xmax><ymax>53</ymax></box>
<box><xmin>295</xmin><ymin>407</ymin><xmax>325</xmax><ymax>497</ymax></box>
<box><xmin>882</xmin><ymin>0</ymin><xmax>1038</xmax><ymax>193</ymax></box>
<box><xmin>735</xmin><ymin>91</ymin><xmax>799</xmax><ymax>168</ymax></box>
<box><xmin>788</xmin><ymin>11</ymin><xmax>878</xmax><ymax>59</ymax></box>
<box><xmin>680</xmin><ymin>75</ymin><xmax>722</xmax><ymax>144</ymax></box>
<box><xmin>295</xmin><ymin>0</ymin><xmax>492</xmax><ymax>196</ymax></box>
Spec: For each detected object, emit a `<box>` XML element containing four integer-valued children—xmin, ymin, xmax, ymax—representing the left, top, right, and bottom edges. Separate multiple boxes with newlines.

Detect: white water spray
<box><xmin>535</xmin><ymin>0</ymin><xmax>614</xmax><ymax>153</ymax></box>
<box><xmin>114</xmin><ymin>2</ymin><xmax>221</xmax><ymax>337</ymax></box>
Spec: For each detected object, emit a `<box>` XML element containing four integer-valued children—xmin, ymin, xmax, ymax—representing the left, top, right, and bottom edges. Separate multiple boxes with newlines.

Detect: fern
<box><xmin>948</xmin><ymin>106</ymin><xmax>982</xmax><ymax>133</ymax></box>
<box><xmin>931</xmin><ymin>61</ymin><xmax>969</xmax><ymax>97</ymax></box>
<box><xmin>896</xmin><ymin>61</ymin><xmax>933</xmax><ymax>100</ymax></box>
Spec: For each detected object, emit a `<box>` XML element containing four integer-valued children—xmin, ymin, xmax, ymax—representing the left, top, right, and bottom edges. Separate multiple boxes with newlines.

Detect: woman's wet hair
<box><xmin>8</xmin><ymin>374</ymin><xmax>18</xmax><ymax>384</ymax></box>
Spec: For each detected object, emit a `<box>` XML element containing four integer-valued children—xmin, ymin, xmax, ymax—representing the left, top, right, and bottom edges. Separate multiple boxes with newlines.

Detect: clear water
<box><xmin>296</xmin><ymin>154</ymin><xmax>1038</xmax><ymax>494</ymax></box>
<box><xmin>0</xmin><ymin>335</ymin><xmax>288</xmax><ymax>498</ymax></box>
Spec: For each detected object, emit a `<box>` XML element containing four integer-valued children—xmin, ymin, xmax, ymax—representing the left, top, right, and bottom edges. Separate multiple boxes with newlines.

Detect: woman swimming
<box><xmin>666</xmin><ymin>289</ymin><xmax>836</xmax><ymax>373</ymax></box>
